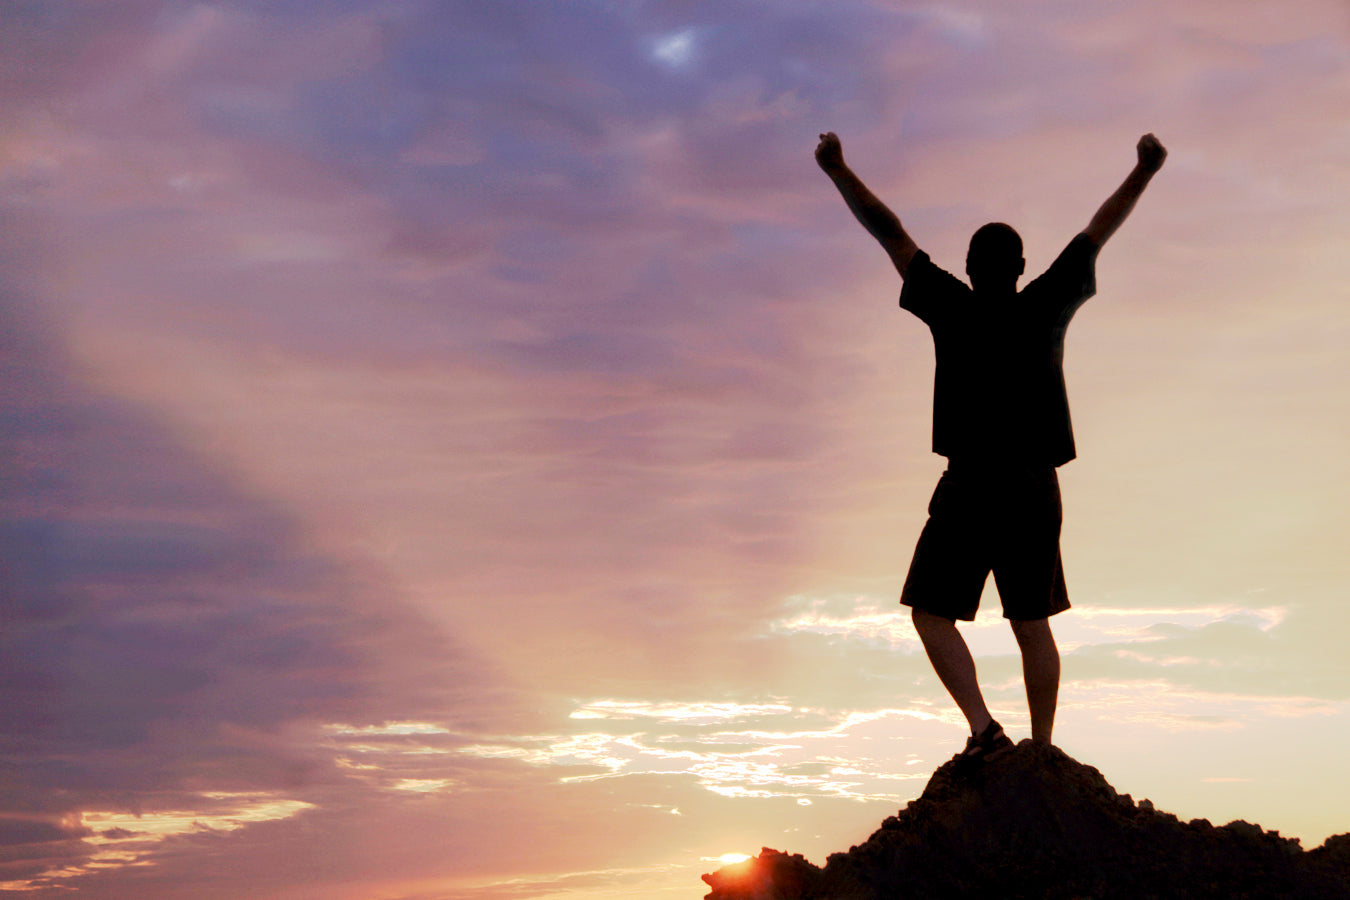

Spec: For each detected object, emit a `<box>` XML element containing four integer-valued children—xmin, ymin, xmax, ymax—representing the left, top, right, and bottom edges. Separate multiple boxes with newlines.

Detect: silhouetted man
<box><xmin>816</xmin><ymin>131</ymin><xmax>1166</xmax><ymax>761</ymax></box>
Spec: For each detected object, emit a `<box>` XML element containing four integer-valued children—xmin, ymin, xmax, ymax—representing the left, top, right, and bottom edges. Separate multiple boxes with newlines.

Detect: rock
<box><xmin>700</xmin><ymin>848</ymin><xmax>824</xmax><ymax>899</ymax></box>
<box><xmin>702</xmin><ymin>740</ymin><xmax>1350</xmax><ymax>899</ymax></box>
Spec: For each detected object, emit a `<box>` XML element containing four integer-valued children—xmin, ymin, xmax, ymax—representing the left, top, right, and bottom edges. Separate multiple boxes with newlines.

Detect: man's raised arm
<box><xmin>816</xmin><ymin>132</ymin><xmax>918</xmax><ymax>277</ymax></box>
<box><xmin>1084</xmin><ymin>133</ymin><xmax>1167</xmax><ymax>247</ymax></box>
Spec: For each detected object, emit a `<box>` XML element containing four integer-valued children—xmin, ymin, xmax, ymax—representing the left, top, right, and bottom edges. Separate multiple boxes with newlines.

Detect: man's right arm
<box><xmin>816</xmin><ymin>132</ymin><xmax>919</xmax><ymax>277</ymax></box>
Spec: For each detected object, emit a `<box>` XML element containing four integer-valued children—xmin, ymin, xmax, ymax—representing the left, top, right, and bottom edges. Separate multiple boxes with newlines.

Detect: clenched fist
<box><xmin>1137</xmin><ymin>133</ymin><xmax>1166</xmax><ymax>173</ymax></box>
<box><xmin>815</xmin><ymin>131</ymin><xmax>845</xmax><ymax>172</ymax></box>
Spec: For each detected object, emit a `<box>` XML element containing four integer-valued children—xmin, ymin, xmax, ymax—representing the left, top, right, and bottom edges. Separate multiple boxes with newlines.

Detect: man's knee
<box><xmin>1009</xmin><ymin>616</ymin><xmax>1046</xmax><ymax>630</ymax></box>
<box><xmin>1010</xmin><ymin>616</ymin><xmax>1052</xmax><ymax>641</ymax></box>
<box><xmin>912</xmin><ymin>606</ymin><xmax>956</xmax><ymax>636</ymax></box>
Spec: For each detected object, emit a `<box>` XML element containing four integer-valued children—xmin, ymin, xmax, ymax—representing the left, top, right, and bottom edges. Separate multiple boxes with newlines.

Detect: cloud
<box><xmin>0</xmin><ymin>218</ymin><xmax>522</xmax><ymax>892</ymax></box>
<box><xmin>342</xmin><ymin>702</ymin><xmax>943</xmax><ymax>809</ymax></box>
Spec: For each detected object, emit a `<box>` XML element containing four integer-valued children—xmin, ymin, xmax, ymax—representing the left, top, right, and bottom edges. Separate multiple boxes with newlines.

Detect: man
<box><xmin>816</xmin><ymin>131</ymin><xmax>1166</xmax><ymax>760</ymax></box>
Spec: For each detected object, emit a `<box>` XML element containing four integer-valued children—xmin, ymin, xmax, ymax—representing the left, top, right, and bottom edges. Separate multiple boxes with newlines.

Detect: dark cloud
<box><xmin>0</xmin><ymin>207</ymin><xmax>522</xmax><ymax>889</ymax></box>
<box><xmin>0</xmin><ymin>818</ymin><xmax>91</xmax><ymax>887</ymax></box>
<box><xmin>0</xmin><ymin>1</ymin><xmax>161</xmax><ymax>109</ymax></box>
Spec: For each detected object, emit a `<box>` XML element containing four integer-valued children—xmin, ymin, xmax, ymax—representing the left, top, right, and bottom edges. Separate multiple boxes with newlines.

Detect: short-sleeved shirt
<box><xmin>899</xmin><ymin>233</ymin><xmax>1100</xmax><ymax>468</ymax></box>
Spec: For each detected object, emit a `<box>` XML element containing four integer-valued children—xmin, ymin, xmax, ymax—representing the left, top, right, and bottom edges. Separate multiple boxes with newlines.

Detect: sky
<box><xmin>1</xmin><ymin>0</ymin><xmax>1349</xmax><ymax>897</ymax></box>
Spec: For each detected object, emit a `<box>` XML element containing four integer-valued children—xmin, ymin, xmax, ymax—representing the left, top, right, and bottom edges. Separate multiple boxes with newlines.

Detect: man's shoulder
<box><xmin>1021</xmin><ymin>233</ymin><xmax>1099</xmax><ymax>301</ymax></box>
<box><xmin>902</xmin><ymin>247</ymin><xmax>935</xmax><ymax>275</ymax></box>
<box><xmin>1035</xmin><ymin>233</ymin><xmax>1098</xmax><ymax>271</ymax></box>
<box><xmin>1055</xmin><ymin>232</ymin><xmax>1101</xmax><ymax>269</ymax></box>
<box><xmin>900</xmin><ymin>250</ymin><xmax>971</xmax><ymax>318</ymax></box>
<box><xmin>1067</xmin><ymin>231</ymin><xmax>1101</xmax><ymax>256</ymax></box>
<box><xmin>903</xmin><ymin>249</ymin><xmax>970</xmax><ymax>290</ymax></box>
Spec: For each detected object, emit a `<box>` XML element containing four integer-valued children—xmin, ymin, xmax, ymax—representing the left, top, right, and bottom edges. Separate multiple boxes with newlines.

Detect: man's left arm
<box><xmin>1083</xmin><ymin>133</ymin><xmax>1167</xmax><ymax>247</ymax></box>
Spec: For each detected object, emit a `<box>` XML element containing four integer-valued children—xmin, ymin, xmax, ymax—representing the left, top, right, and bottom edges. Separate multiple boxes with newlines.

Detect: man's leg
<box><xmin>912</xmin><ymin>608</ymin><xmax>992</xmax><ymax>736</ymax></box>
<box><xmin>1010</xmin><ymin>617</ymin><xmax>1059</xmax><ymax>744</ymax></box>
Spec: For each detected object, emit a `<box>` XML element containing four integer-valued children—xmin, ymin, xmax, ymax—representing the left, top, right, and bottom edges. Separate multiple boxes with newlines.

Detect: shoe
<box><xmin>957</xmin><ymin>719</ymin><xmax>1013</xmax><ymax>765</ymax></box>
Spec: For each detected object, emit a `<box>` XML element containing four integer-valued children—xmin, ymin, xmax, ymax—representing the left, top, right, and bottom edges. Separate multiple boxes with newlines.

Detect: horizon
<box><xmin>2</xmin><ymin>1</ymin><xmax>1349</xmax><ymax>897</ymax></box>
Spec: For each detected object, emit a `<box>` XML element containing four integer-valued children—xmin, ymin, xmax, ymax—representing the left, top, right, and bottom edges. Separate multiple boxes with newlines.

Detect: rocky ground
<box><xmin>702</xmin><ymin>740</ymin><xmax>1350</xmax><ymax>899</ymax></box>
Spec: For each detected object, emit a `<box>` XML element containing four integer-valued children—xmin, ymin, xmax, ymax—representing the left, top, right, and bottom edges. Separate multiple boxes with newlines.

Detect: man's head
<box><xmin>966</xmin><ymin>222</ymin><xmax>1025</xmax><ymax>294</ymax></box>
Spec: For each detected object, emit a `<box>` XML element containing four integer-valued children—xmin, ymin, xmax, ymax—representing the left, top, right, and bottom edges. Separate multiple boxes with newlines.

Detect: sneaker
<box><xmin>957</xmin><ymin>719</ymin><xmax>1013</xmax><ymax>765</ymax></box>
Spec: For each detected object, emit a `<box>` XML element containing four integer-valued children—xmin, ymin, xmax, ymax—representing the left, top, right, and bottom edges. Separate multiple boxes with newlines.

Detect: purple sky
<box><xmin>3</xmin><ymin>1</ymin><xmax>1350</xmax><ymax>897</ymax></box>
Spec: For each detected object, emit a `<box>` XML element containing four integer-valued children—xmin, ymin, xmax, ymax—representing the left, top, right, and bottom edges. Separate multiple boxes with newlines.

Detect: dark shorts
<box><xmin>900</xmin><ymin>465</ymin><xmax>1070</xmax><ymax>622</ymax></box>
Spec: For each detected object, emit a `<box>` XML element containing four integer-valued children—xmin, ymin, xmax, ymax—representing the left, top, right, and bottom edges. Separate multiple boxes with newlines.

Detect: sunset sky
<box><xmin>2</xmin><ymin>1</ymin><xmax>1349</xmax><ymax>897</ymax></box>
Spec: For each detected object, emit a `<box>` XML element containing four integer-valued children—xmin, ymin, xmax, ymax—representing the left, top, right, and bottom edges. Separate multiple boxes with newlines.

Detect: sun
<box><xmin>718</xmin><ymin>853</ymin><xmax>751</xmax><ymax>865</ymax></box>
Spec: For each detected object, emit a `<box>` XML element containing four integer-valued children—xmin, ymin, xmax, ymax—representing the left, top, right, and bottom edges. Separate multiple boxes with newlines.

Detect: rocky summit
<box><xmin>702</xmin><ymin>740</ymin><xmax>1350</xmax><ymax>899</ymax></box>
